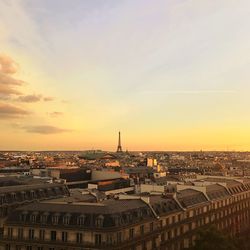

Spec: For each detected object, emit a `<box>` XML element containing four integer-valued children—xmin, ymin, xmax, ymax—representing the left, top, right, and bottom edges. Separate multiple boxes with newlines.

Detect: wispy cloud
<box><xmin>0</xmin><ymin>54</ymin><xmax>19</xmax><ymax>74</ymax></box>
<box><xmin>0</xmin><ymin>54</ymin><xmax>24</xmax><ymax>99</ymax></box>
<box><xmin>0</xmin><ymin>103</ymin><xmax>30</xmax><ymax>118</ymax></box>
<box><xmin>43</xmin><ymin>96</ymin><xmax>54</xmax><ymax>102</ymax></box>
<box><xmin>141</xmin><ymin>90</ymin><xmax>236</xmax><ymax>95</ymax></box>
<box><xmin>22</xmin><ymin>125</ymin><xmax>71</xmax><ymax>134</ymax></box>
<box><xmin>16</xmin><ymin>94</ymin><xmax>55</xmax><ymax>103</ymax></box>
<box><xmin>48</xmin><ymin>111</ymin><xmax>63</xmax><ymax>117</ymax></box>
<box><xmin>17</xmin><ymin>94</ymin><xmax>42</xmax><ymax>103</ymax></box>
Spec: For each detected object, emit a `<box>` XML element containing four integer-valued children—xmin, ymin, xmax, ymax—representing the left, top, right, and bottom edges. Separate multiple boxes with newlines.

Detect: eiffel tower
<box><xmin>116</xmin><ymin>131</ymin><xmax>123</xmax><ymax>153</ymax></box>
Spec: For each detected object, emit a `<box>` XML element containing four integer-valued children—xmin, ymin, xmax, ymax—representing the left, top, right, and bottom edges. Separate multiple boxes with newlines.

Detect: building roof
<box><xmin>176</xmin><ymin>189</ymin><xmax>208</xmax><ymax>208</ymax></box>
<box><xmin>206</xmin><ymin>184</ymin><xmax>230</xmax><ymax>200</ymax></box>
<box><xmin>6</xmin><ymin>198</ymin><xmax>155</xmax><ymax>229</ymax></box>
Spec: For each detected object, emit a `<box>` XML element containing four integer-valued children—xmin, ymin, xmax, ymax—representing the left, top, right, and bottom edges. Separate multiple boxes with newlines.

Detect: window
<box><xmin>166</xmin><ymin>217</ymin><xmax>169</xmax><ymax>225</ymax></box>
<box><xmin>52</xmin><ymin>215</ymin><xmax>59</xmax><ymax>225</ymax></box>
<box><xmin>140</xmin><ymin>225</ymin><xmax>144</xmax><ymax>235</ymax></box>
<box><xmin>77</xmin><ymin>215</ymin><xmax>85</xmax><ymax>225</ymax></box>
<box><xmin>150</xmin><ymin>222</ymin><xmax>154</xmax><ymax>232</ymax></box>
<box><xmin>172</xmin><ymin>216</ymin><xmax>176</xmax><ymax>223</ymax></box>
<box><xmin>159</xmin><ymin>220</ymin><xmax>163</xmax><ymax>228</ymax></box>
<box><xmin>178</xmin><ymin>214</ymin><xmax>181</xmax><ymax>222</ymax></box>
<box><xmin>95</xmin><ymin>215</ymin><xmax>104</xmax><ymax>227</ymax></box>
<box><xmin>63</xmin><ymin>215</ymin><xmax>71</xmax><ymax>225</ymax></box>
<box><xmin>26</xmin><ymin>247</ymin><xmax>32</xmax><ymax>250</ymax></box>
<box><xmin>16</xmin><ymin>246</ymin><xmax>22</xmax><ymax>250</ymax></box>
<box><xmin>106</xmin><ymin>234</ymin><xmax>113</xmax><ymax>245</ymax></box>
<box><xmin>30</xmin><ymin>214</ymin><xmax>36</xmax><ymax>223</ymax></box>
<box><xmin>39</xmin><ymin>229</ymin><xmax>45</xmax><ymax>240</ymax></box>
<box><xmin>5</xmin><ymin>244</ymin><xmax>10</xmax><ymax>250</ymax></box>
<box><xmin>129</xmin><ymin>228</ymin><xmax>134</xmax><ymax>239</ymax></box>
<box><xmin>28</xmin><ymin>229</ymin><xmax>34</xmax><ymax>240</ymax></box>
<box><xmin>37</xmin><ymin>247</ymin><xmax>43</xmax><ymax>250</ymax></box>
<box><xmin>161</xmin><ymin>233</ymin><xmax>165</xmax><ymax>241</ymax></box>
<box><xmin>174</xmin><ymin>228</ymin><xmax>177</xmax><ymax>237</ymax></box>
<box><xmin>167</xmin><ymin>231</ymin><xmax>171</xmax><ymax>239</ymax></box>
<box><xmin>76</xmin><ymin>233</ymin><xmax>83</xmax><ymax>243</ymax></box>
<box><xmin>51</xmin><ymin>231</ymin><xmax>57</xmax><ymax>241</ymax></box>
<box><xmin>40</xmin><ymin>214</ymin><xmax>48</xmax><ymax>224</ymax></box>
<box><xmin>30</xmin><ymin>191</ymin><xmax>35</xmax><ymax>199</ymax></box>
<box><xmin>7</xmin><ymin>228</ymin><xmax>13</xmax><ymax>238</ymax></box>
<box><xmin>117</xmin><ymin>232</ymin><xmax>122</xmax><ymax>243</ymax></box>
<box><xmin>17</xmin><ymin>228</ymin><xmax>23</xmax><ymax>239</ymax></box>
<box><xmin>152</xmin><ymin>239</ymin><xmax>156</xmax><ymax>248</ymax></box>
<box><xmin>62</xmin><ymin>231</ymin><xmax>68</xmax><ymax>242</ymax></box>
<box><xmin>95</xmin><ymin>234</ymin><xmax>102</xmax><ymax>246</ymax></box>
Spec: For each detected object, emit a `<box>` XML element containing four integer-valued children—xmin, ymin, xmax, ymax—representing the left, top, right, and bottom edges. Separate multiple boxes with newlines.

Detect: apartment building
<box><xmin>1</xmin><ymin>178</ymin><xmax>250</xmax><ymax>250</ymax></box>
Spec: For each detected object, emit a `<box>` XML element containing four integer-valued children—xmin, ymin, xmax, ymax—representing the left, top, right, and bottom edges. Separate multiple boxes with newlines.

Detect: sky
<box><xmin>0</xmin><ymin>0</ymin><xmax>250</xmax><ymax>151</ymax></box>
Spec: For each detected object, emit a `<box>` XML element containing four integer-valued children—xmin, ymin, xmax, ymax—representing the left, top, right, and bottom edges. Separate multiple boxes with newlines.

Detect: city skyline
<box><xmin>1</xmin><ymin>0</ymin><xmax>250</xmax><ymax>151</ymax></box>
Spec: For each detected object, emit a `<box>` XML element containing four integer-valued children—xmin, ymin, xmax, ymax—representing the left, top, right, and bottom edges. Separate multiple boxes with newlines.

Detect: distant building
<box><xmin>147</xmin><ymin>158</ymin><xmax>157</xmax><ymax>167</ymax></box>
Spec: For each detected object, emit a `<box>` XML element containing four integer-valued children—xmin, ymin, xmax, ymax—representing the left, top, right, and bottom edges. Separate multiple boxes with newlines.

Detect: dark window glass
<box><xmin>117</xmin><ymin>232</ymin><xmax>122</xmax><ymax>243</ymax></box>
<box><xmin>129</xmin><ymin>228</ymin><xmax>134</xmax><ymax>239</ymax></box>
<box><xmin>140</xmin><ymin>225</ymin><xmax>144</xmax><ymax>234</ymax></box>
<box><xmin>76</xmin><ymin>233</ymin><xmax>83</xmax><ymax>243</ymax></box>
<box><xmin>62</xmin><ymin>231</ymin><xmax>68</xmax><ymax>242</ymax></box>
<box><xmin>39</xmin><ymin>230</ymin><xmax>45</xmax><ymax>240</ymax></box>
<box><xmin>95</xmin><ymin>234</ymin><xmax>102</xmax><ymax>245</ymax></box>
<box><xmin>28</xmin><ymin>229</ymin><xmax>34</xmax><ymax>240</ymax></box>
<box><xmin>51</xmin><ymin>231</ymin><xmax>57</xmax><ymax>241</ymax></box>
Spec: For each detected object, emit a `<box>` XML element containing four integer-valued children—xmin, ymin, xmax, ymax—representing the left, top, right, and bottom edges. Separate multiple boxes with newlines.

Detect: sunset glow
<box><xmin>1</xmin><ymin>0</ymin><xmax>250</xmax><ymax>151</ymax></box>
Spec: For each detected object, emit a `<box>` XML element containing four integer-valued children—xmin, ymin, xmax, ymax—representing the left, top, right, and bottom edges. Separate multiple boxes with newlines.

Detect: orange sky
<box><xmin>1</xmin><ymin>0</ymin><xmax>250</xmax><ymax>151</ymax></box>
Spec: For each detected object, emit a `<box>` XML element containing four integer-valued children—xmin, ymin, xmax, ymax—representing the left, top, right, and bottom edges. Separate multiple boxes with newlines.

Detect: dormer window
<box><xmin>52</xmin><ymin>213</ymin><xmax>60</xmax><ymax>225</ymax></box>
<box><xmin>30</xmin><ymin>191</ymin><xmax>35</xmax><ymax>199</ymax></box>
<box><xmin>0</xmin><ymin>195</ymin><xmax>4</xmax><ymax>205</ymax></box>
<box><xmin>21</xmin><ymin>191</ymin><xmax>26</xmax><ymax>200</ymax></box>
<box><xmin>54</xmin><ymin>187</ymin><xmax>60</xmax><ymax>195</ymax></box>
<box><xmin>39</xmin><ymin>189</ymin><xmax>45</xmax><ymax>197</ymax></box>
<box><xmin>95</xmin><ymin>215</ymin><xmax>104</xmax><ymax>228</ymax></box>
<box><xmin>63</xmin><ymin>214</ymin><xmax>71</xmax><ymax>225</ymax></box>
<box><xmin>11</xmin><ymin>193</ymin><xmax>16</xmax><ymax>200</ymax></box>
<box><xmin>77</xmin><ymin>215</ymin><xmax>85</xmax><ymax>226</ymax></box>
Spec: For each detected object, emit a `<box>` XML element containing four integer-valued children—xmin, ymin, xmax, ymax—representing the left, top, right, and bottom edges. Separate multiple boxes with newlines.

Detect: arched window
<box><xmin>52</xmin><ymin>213</ymin><xmax>60</xmax><ymax>225</ymax></box>
<box><xmin>20</xmin><ymin>211</ymin><xmax>28</xmax><ymax>222</ymax></box>
<box><xmin>40</xmin><ymin>213</ymin><xmax>49</xmax><ymax>224</ymax></box>
<box><xmin>30</xmin><ymin>212</ymin><xmax>38</xmax><ymax>223</ymax></box>
<box><xmin>77</xmin><ymin>215</ymin><xmax>85</xmax><ymax>226</ymax></box>
<box><xmin>95</xmin><ymin>215</ymin><xmax>104</xmax><ymax>228</ymax></box>
<box><xmin>63</xmin><ymin>213</ymin><xmax>71</xmax><ymax>225</ymax></box>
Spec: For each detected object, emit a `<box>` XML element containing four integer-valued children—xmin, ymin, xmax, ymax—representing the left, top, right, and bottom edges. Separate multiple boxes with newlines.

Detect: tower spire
<box><xmin>116</xmin><ymin>131</ymin><xmax>123</xmax><ymax>153</ymax></box>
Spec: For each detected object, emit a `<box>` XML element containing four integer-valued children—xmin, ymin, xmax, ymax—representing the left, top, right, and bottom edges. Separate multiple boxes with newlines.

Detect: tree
<box><xmin>189</xmin><ymin>226</ymin><xmax>238</xmax><ymax>250</ymax></box>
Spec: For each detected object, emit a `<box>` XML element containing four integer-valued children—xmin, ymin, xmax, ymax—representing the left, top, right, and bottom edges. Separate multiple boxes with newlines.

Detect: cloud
<box><xmin>0</xmin><ymin>85</ymin><xmax>21</xmax><ymax>96</ymax></box>
<box><xmin>17</xmin><ymin>94</ymin><xmax>42</xmax><ymax>103</ymax></box>
<box><xmin>0</xmin><ymin>54</ymin><xmax>19</xmax><ymax>74</ymax></box>
<box><xmin>23</xmin><ymin>125</ymin><xmax>71</xmax><ymax>134</ymax></box>
<box><xmin>141</xmin><ymin>90</ymin><xmax>236</xmax><ymax>95</ymax></box>
<box><xmin>0</xmin><ymin>103</ymin><xmax>30</xmax><ymax>118</ymax></box>
<box><xmin>48</xmin><ymin>111</ymin><xmax>63</xmax><ymax>117</ymax></box>
<box><xmin>16</xmin><ymin>94</ymin><xmax>55</xmax><ymax>103</ymax></box>
<box><xmin>0</xmin><ymin>72</ymin><xmax>24</xmax><ymax>86</ymax></box>
<box><xmin>0</xmin><ymin>54</ymin><xmax>24</xmax><ymax>99</ymax></box>
<box><xmin>43</xmin><ymin>96</ymin><xmax>54</xmax><ymax>101</ymax></box>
